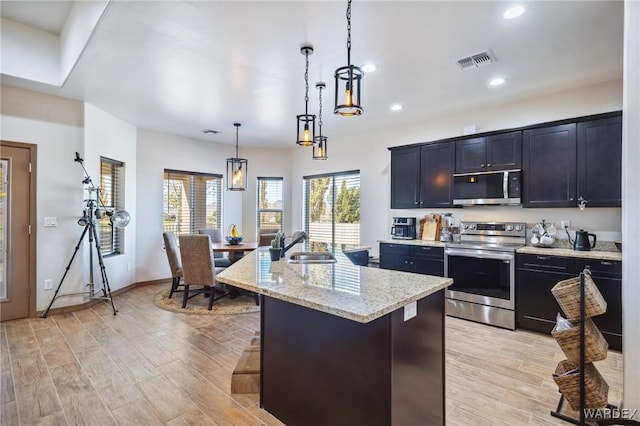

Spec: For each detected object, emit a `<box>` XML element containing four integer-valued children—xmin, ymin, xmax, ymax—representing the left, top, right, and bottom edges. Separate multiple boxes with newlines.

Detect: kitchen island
<box><xmin>216</xmin><ymin>248</ymin><xmax>452</xmax><ymax>426</ymax></box>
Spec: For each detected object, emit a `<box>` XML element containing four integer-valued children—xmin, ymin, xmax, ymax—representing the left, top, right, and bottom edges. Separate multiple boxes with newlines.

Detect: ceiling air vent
<box><xmin>456</xmin><ymin>50</ymin><xmax>496</xmax><ymax>70</ymax></box>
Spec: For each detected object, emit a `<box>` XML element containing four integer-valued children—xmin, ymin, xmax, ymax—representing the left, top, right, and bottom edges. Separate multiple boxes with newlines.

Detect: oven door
<box><xmin>444</xmin><ymin>248</ymin><xmax>515</xmax><ymax>310</ymax></box>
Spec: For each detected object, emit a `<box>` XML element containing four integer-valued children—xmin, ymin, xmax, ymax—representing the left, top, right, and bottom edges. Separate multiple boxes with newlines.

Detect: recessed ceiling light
<box><xmin>362</xmin><ymin>63</ymin><xmax>377</xmax><ymax>73</ymax></box>
<box><xmin>391</xmin><ymin>104</ymin><xmax>403</xmax><ymax>111</ymax></box>
<box><xmin>503</xmin><ymin>5</ymin><xmax>525</xmax><ymax>20</ymax></box>
<box><xmin>489</xmin><ymin>77</ymin><xmax>507</xmax><ymax>87</ymax></box>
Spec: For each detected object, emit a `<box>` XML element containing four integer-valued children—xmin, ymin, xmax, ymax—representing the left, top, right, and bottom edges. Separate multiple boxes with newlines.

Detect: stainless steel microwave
<box><xmin>452</xmin><ymin>170</ymin><xmax>521</xmax><ymax>206</ymax></box>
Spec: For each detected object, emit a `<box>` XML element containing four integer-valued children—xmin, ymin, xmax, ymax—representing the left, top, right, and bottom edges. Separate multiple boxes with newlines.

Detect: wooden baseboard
<box><xmin>35</xmin><ymin>278</ymin><xmax>172</xmax><ymax>317</ymax></box>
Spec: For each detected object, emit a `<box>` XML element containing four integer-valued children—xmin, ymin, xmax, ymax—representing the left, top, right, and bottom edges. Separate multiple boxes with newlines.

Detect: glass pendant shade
<box><xmin>226</xmin><ymin>123</ymin><xmax>248</xmax><ymax>191</ymax></box>
<box><xmin>334</xmin><ymin>65</ymin><xmax>363</xmax><ymax>116</ymax></box>
<box><xmin>312</xmin><ymin>136</ymin><xmax>328</xmax><ymax>160</ymax></box>
<box><xmin>296</xmin><ymin>114</ymin><xmax>316</xmax><ymax>147</ymax></box>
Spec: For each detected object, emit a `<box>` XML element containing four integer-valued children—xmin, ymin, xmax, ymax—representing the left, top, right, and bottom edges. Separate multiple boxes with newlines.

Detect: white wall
<box><xmin>0</xmin><ymin>85</ymin><xmax>85</xmax><ymax>309</ymax></box>
<box><xmin>135</xmin><ymin>129</ymin><xmax>243</xmax><ymax>283</ymax></box>
<box><xmin>84</xmin><ymin>103</ymin><xmax>137</xmax><ymax>292</ymax></box>
<box><xmin>622</xmin><ymin>0</ymin><xmax>640</xmax><ymax>412</ymax></box>
<box><xmin>291</xmin><ymin>79</ymin><xmax>624</xmax><ymax>252</ymax></box>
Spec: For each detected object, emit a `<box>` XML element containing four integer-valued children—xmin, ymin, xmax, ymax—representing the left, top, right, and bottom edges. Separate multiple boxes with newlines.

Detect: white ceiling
<box><xmin>0</xmin><ymin>1</ymin><xmax>624</xmax><ymax>147</ymax></box>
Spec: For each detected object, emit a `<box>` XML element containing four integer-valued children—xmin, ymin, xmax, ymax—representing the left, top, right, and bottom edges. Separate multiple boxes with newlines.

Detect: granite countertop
<box><xmin>516</xmin><ymin>246</ymin><xmax>622</xmax><ymax>261</ymax></box>
<box><xmin>378</xmin><ymin>239</ymin><xmax>446</xmax><ymax>247</ymax></box>
<box><xmin>216</xmin><ymin>248</ymin><xmax>452</xmax><ymax>323</ymax></box>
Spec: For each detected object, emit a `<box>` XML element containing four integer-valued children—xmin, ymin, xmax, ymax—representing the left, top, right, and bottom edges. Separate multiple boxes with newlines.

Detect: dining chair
<box><xmin>198</xmin><ymin>228</ymin><xmax>232</xmax><ymax>267</ymax></box>
<box><xmin>162</xmin><ymin>231</ymin><xmax>183</xmax><ymax>298</ymax></box>
<box><xmin>178</xmin><ymin>234</ymin><xmax>229</xmax><ymax>310</ymax></box>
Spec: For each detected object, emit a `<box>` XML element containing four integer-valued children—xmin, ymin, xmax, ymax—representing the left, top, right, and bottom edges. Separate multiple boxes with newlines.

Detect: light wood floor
<box><xmin>1</xmin><ymin>283</ymin><xmax>622</xmax><ymax>425</ymax></box>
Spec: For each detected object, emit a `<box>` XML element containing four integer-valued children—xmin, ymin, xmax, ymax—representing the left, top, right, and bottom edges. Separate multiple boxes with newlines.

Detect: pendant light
<box><xmin>226</xmin><ymin>123</ymin><xmax>248</xmax><ymax>191</ymax></box>
<box><xmin>296</xmin><ymin>44</ymin><xmax>316</xmax><ymax>146</ymax></box>
<box><xmin>312</xmin><ymin>82</ymin><xmax>328</xmax><ymax>160</ymax></box>
<box><xmin>334</xmin><ymin>0</ymin><xmax>363</xmax><ymax>116</ymax></box>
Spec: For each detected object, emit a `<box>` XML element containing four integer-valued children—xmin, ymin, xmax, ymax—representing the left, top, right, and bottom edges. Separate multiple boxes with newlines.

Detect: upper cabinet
<box><xmin>390</xmin><ymin>146</ymin><xmax>421</xmax><ymax>209</ymax></box>
<box><xmin>390</xmin><ymin>142</ymin><xmax>454</xmax><ymax>209</ymax></box>
<box><xmin>522</xmin><ymin>124</ymin><xmax>577</xmax><ymax>208</ymax></box>
<box><xmin>577</xmin><ymin>116</ymin><xmax>622</xmax><ymax>207</ymax></box>
<box><xmin>455</xmin><ymin>132</ymin><xmax>522</xmax><ymax>173</ymax></box>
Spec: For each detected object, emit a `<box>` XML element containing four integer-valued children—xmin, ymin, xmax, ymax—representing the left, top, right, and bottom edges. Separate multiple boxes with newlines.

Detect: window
<box><xmin>303</xmin><ymin>170</ymin><xmax>360</xmax><ymax>251</ymax></box>
<box><xmin>257</xmin><ymin>177</ymin><xmax>283</xmax><ymax>235</ymax></box>
<box><xmin>163</xmin><ymin>169</ymin><xmax>222</xmax><ymax>235</ymax></box>
<box><xmin>99</xmin><ymin>157</ymin><xmax>125</xmax><ymax>256</ymax></box>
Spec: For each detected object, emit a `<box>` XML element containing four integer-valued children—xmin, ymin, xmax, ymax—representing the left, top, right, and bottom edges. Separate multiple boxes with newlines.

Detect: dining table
<box><xmin>211</xmin><ymin>241</ymin><xmax>259</xmax><ymax>263</ymax></box>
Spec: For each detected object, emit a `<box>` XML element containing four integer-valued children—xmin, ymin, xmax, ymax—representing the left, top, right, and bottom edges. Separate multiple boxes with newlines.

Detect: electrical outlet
<box><xmin>561</xmin><ymin>220</ymin><xmax>571</xmax><ymax>230</ymax></box>
<box><xmin>44</xmin><ymin>279</ymin><xmax>53</xmax><ymax>290</ymax></box>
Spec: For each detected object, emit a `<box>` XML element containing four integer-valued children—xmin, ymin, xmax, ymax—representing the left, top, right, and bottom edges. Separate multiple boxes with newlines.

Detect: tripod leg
<box><xmin>90</xmin><ymin>223</ymin><xmax>118</xmax><ymax>315</ymax></box>
<box><xmin>41</xmin><ymin>224</ymin><xmax>91</xmax><ymax>318</ymax></box>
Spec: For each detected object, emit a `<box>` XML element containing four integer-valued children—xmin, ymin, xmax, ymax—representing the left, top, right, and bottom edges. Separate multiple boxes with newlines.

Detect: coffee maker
<box><xmin>391</xmin><ymin>217</ymin><xmax>417</xmax><ymax>240</ymax></box>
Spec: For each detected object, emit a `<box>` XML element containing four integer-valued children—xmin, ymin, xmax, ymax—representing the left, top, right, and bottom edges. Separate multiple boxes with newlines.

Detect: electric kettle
<box><xmin>573</xmin><ymin>230</ymin><xmax>597</xmax><ymax>251</ymax></box>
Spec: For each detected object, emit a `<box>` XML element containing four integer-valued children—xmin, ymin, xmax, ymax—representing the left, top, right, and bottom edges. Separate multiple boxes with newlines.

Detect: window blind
<box><xmin>163</xmin><ymin>169</ymin><xmax>222</xmax><ymax>235</ymax></box>
<box><xmin>303</xmin><ymin>170</ymin><xmax>360</xmax><ymax>250</ymax></box>
<box><xmin>257</xmin><ymin>177</ymin><xmax>283</xmax><ymax>234</ymax></box>
<box><xmin>100</xmin><ymin>157</ymin><xmax>125</xmax><ymax>256</ymax></box>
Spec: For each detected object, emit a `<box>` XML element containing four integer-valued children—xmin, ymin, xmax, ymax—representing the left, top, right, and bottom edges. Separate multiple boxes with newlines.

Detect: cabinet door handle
<box><xmin>600</xmin><ymin>261</ymin><xmax>613</xmax><ymax>266</ymax></box>
<box><xmin>481</xmin><ymin>163</ymin><xmax>485</xmax><ymax>168</ymax></box>
<box><xmin>487</xmin><ymin>163</ymin><xmax>491</xmax><ymax>167</ymax></box>
<box><xmin>409</xmin><ymin>261</ymin><xmax>414</xmax><ymax>265</ymax></box>
<box><xmin>404</xmin><ymin>260</ymin><xmax>408</xmax><ymax>264</ymax></box>
<box><xmin>536</xmin><ymin>256</ymin><xmax>551</xmax><ymax>261</ymax></box>
<box><xmin>422</xmin><ymin>247</ymin><xmax>431</xmax><ymax>251</ymax></box>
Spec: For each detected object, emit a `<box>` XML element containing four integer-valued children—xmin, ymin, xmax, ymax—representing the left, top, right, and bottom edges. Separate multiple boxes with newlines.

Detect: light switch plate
<box><xmin>44</xmin><ymin>217</ymin><xmax>57</xmax><ymax>227</ymax></box>
<box><xmin>404</xmin><ymin>301</ymin><xmax>417</xmax><ymax>321</ymax></box>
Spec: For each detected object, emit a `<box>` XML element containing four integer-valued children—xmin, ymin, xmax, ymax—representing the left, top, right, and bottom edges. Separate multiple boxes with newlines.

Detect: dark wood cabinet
<box><xmin>522</xmin><ymin>124</ymin><xmax>577</xmax><ymax>207</ymax></box>
<box><xmin>577</xmin><ymin>116</ymin><xmax>622</xmax><ymax>207</ymax></box>
<box><xmin>516</xmin><ymin>253</ymin><xmax>622</xmax><ymax>351</ymax></box>
<box><xmin>380</xmin><ymin>243</ymin><xmax>444</xmax><ymax>277</ymax></box>
<box><xmin>455</xmin><ymin>132</ymin><xmax>521</xmax><ymax>173</ymax></box>
<box><xmin>419</xmin><ymin>142</ymin><xmax>455</xmax><ymax>208</ymax></box>
<box><xmin>390</xmin><ymin>142</ymin><xmax>454</xmax><ymax>209</ymax></box>
<box><xmin>390</xmin><ymin>146</ymin><xmax>421</xmax><ymax>209</ymax></box>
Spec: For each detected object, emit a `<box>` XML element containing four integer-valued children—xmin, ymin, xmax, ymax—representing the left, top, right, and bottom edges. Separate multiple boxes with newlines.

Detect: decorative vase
<box><xmin>269</xmin><ymin>248</ymin><xmax>281</xmax><ymax>261</ymax></box>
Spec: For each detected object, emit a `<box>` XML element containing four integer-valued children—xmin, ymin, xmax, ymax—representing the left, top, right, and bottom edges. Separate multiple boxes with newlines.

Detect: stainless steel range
<box><xmin>444</xmin><ymin>221</ymin><xmax>526</xmax><ymax>330</ymax></box>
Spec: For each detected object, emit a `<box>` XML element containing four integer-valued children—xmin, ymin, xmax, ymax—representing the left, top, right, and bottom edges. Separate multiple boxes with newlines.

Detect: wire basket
<box><xmin>552</xmin><ymin>317</ymin><xmax>609</xmax><ymax>364</ymax></box>
<box><xmin>553</xmin><ymin>360</ymin><xmax>609</xmax><ymax>410</ymax></box>
<box><xmin>551</xmin><ymin>271</ymin><xmax>607</xmax><ymax>321</ymax></box>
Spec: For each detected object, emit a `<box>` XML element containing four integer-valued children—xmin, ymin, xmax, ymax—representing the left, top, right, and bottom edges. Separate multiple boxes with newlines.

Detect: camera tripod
<box><xmin>41</xmin><ymin>155</ymin><xmax>118</xmax><ymax>318</ymax></box>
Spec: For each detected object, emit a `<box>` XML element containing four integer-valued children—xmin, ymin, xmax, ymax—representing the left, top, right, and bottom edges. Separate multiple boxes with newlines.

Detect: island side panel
<box><xmin>261</xmin><ymin>296</ymin><xmax>392</xmax><ymax>426</ymax></box>
<box><xmin>391</xmin><ymin>290</ymin><xmax>445</xmax><ymax>426</ymax></box>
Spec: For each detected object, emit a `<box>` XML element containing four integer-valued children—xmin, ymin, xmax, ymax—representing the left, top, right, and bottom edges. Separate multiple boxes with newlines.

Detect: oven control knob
<box><xmin>463</xmin><ymin>224</ymin><xmax>469</xmax><ymax>230</ymax></box>
<box><xmin>469</xmin><ymin>224</ymin><xmax>476</xmax><ymax>230</ymax></box>
<box><xmin>515</xmin><ymin>225</ymin><xmax>522</xmax><ymax>231</ymax></box>
<box><xmin>506</xmin><ymin>225</ymin><xmax>514</xmax><ymax>231</ymax></box>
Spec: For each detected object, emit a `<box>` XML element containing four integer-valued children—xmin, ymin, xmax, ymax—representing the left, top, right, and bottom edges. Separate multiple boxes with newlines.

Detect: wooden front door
<box><xmin>1</xmin><ymin>142</ymin><xmax>35</xmax><ymax>321</ymax></box>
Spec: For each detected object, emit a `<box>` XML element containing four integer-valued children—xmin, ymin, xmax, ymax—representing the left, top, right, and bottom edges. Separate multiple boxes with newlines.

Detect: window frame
<box><xmin>99</xmin><ymin>157</ymin><xmax>125</xmax><ymax>257</ymax></box>
<box><xmin>256</xmin><ymin>176</ymin><xmax>284</xmax><ymax>235</ymax></box>
<box><xmin>162</xmin><ymin>169</ymin><xmax>223</xmax><ymax>236</ymax></box>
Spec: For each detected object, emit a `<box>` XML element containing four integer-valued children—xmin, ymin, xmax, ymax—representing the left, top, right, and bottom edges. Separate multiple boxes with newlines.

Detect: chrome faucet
<box><xmin>281</xmin><ymin>231</ymin><xmax>307</xmax><ymax>256</ymax></box>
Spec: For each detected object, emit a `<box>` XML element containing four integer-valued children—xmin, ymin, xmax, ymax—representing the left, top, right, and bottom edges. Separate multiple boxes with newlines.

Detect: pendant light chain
<box><xmin>346</xmin><ymin>0</ymin><xmax>352</xmax><ymax>65</ymax></box>
<box><xmin>304</xmin><ymin>50</ymin><xmax>310</xmax><ymax>114</ymax></box>
<box><xmin>318</xmin><ymin>85</ymin><xmax>323</xmax><ymax>130</ymax></box>
<box><xmin>235</xmin><ymin>123</ymin><xmax>239</xmax><ymax>157</ymax></box>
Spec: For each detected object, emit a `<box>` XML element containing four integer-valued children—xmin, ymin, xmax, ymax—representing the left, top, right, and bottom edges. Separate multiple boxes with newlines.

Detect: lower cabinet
<box><xmin>516</xmin><ymin>253</ymin><xmax>622</xmax><ymax>351</ymax></box>
<box><xmin>380</xmin><ymin>243</ymin><xmax>444</xmax><ymax>277</ymax></box>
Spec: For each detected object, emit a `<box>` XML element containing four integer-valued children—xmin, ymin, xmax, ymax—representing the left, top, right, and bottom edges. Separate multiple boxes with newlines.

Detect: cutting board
<box><xmin>421</xmin><ymin>214</ymin><xmax>441</xmax><ymax>241</ymax></box>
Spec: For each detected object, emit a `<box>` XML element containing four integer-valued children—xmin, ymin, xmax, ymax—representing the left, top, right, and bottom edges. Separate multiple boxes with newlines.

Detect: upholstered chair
<box><xmin>198</xmin><ymin>228</ymin><xmax>232</xmax><ymax>268</ymax></box>
<box><xmin>178</xmin><ymin>234</ymin><xmax>228</xmax><ymax>310</ymax></box>
<box><xmin>162</xmin><ymin>231</ymin><xmax>183</xmax><ymax>298</ymax></box>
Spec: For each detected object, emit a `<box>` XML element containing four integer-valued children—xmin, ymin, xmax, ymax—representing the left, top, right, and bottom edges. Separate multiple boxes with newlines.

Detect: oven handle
<box><xmin>444</xmin><ymin>248</ymin><xmax>515</xmax><ymax>261</ymax></box>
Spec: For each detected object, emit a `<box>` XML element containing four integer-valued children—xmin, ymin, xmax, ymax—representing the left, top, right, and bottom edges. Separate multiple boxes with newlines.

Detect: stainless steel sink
<box><xmin>287</xmin><ymin>251</ymin><xmax>336</xmax><ymax>264</ymax></box>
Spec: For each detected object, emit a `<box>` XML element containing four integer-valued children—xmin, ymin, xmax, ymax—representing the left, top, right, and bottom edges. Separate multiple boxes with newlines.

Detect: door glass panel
<box><xmin>0</xmin><ymin>159</ymin><xmax>8</xmax><ymax>299</ymax></box>
<box><xmin>447</xmin><ymin>255</ymin><xmax>511</xmax><ymax>300</ymax></box>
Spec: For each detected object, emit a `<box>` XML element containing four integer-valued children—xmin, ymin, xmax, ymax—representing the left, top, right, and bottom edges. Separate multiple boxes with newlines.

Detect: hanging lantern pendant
<box><xmin>335</xmin><ymin>0</ymin><xmax>363</xmax><ymax>116</ymax></box>
<box><xmin>313</xmin><ymin>82</ymin><xmax>328</xmax><ymax>160</ymax></box>
<box><xmin>226</xmin><ymin>122</ymin><xmax>248</xmax><ymax>191</ymax></box>
<box><xmin>297</xmin><ymin>45</ymin><xmax>316</xmax><ymax>146</ymax></box>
